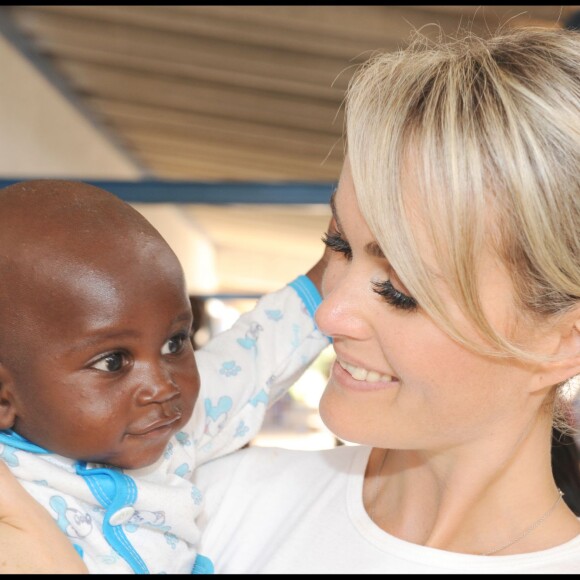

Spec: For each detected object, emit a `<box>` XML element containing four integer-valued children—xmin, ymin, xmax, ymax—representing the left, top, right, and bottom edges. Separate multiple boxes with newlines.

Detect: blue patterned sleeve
<box><xmin>190</xmin><ymin>275</ymin><xmax>330</xmax><ymax>463</ymax></box>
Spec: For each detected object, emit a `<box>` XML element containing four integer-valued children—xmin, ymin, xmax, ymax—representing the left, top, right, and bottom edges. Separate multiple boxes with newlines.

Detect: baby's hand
<box><xmin>0</xmin><ymin>460</ymin><xmax>88</xmax><ymax>573</ymax></box>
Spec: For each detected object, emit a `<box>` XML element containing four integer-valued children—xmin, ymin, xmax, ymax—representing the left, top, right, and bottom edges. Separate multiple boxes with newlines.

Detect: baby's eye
<box><xmin>161</xmin><ymin>333</ymin><xmax>187</xmax><ymax>355</ymax></box>
<box><xmin>91</xmin><ymin>352</ymin><xmax>126</xmax><ymax>372</ymax></box>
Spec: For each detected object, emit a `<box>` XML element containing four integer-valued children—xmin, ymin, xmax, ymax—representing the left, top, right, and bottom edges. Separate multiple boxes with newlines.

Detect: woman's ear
<box><xmin>530</xmin><ymin>313</ymin><xmax>580</xmax><ymax>392</ymax></box>
<box><xmin>0</xmin><ymin>362</ymin><xmax>17</xmax><ymax>430</ymax></box>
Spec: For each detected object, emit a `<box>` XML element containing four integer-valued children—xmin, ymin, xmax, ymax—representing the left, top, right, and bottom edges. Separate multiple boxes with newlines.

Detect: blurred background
<box><xmin>0</xmin><ymin>5</ymin><xmax>578</xmax><ymax>449</ymax></box>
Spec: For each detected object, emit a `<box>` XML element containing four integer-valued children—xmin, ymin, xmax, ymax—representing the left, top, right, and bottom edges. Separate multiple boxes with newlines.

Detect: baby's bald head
<box><xmin>0</xmin><ymin>179</ymin><xmax>159</xmax><ymax>249</ymax></box>
<box><xmin>0</xmin><ymin>179</ymin><xmax>185</xmax><ymax>369</ymax></box>
<box><xmin>0</xmin><ymin>180</ymin><xmax>198</xmax><ymax>464</ymax></box>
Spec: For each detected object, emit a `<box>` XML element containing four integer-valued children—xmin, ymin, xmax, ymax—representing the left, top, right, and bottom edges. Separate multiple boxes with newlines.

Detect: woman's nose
<box><xmin>315</xmin><ymin>262</ymin><xmax>373</xmax><ymax>341</ymax></box>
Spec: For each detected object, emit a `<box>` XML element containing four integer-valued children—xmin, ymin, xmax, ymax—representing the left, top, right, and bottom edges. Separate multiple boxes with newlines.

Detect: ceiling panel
<box><xmin>3</xmin><ymin>5</ymin><xmax>576</xmax><ymax>182</ymax></box>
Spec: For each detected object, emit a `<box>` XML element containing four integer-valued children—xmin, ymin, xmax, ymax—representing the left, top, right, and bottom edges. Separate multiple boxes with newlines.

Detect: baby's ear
<box><xmin>0</xmin><ymin>362</ymin><xmax>17</xmax><ymax>430</ymax></box>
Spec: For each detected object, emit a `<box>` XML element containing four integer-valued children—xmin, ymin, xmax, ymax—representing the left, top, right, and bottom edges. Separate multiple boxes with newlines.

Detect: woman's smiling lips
<box><xmin>331</xmin><ymin>356</ymin><xmax>399</xmax><ymax>391</ymax></box>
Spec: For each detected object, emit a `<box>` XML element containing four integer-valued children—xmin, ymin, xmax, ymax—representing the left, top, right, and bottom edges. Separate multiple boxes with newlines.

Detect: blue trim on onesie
<box><xmin>76</xmin><ymin>462</ymin><xmax>147</xmax><ymax>574</ymax></box>
<box><xmin>0</xmin><ymin>429</ymin><xmax>52</xmax><ymax>453</ymax></box>
<box><xmin>288</xmin><ymin>275</ymin><xmax>332</xmax><ymax>343</ymax></box>
<box><xmin>192</xmin><ymin>553</ymin><xmax>214</xmax><ymax>574</ymax></box>
<box><xmin>288</xmin><ymin>275</ymin><xmax>322</xmax><ymax>319</ymax></box>
<box><xmin>0</xmin><ymin>430</ymin><xmax>149</xmax><ymax>573</ymax></box>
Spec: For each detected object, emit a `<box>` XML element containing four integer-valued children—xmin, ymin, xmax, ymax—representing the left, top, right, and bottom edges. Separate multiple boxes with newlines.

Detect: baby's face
<box><xmin>6</xmin><ymin>239</ymin><xmax>200</xmax><ymax>470</ymax></box>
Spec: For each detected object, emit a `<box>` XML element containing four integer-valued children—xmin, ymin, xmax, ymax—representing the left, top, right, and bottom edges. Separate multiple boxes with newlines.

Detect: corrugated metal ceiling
<box><xmin>3</xmin><ymin>5</ymin><xmax>576</xmax><ymax>182</ymax></box>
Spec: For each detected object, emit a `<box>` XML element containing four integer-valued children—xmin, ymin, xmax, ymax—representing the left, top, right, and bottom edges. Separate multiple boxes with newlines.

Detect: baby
<box><xmin>0</xmin><ymin>179</ymin><xmax>329</xmax><ymax>573</ymax></box>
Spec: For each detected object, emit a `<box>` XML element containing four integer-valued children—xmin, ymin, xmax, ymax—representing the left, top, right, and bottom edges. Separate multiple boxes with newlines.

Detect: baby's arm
<box><xmin>191</xmin><ymin>250</ymin><xmax>331</xmax><ymax>462</ymax></box>
<box><xmin>0</xmin><ymin>461</ymin><xmax>88</xmax><ymax>574</ymax></box>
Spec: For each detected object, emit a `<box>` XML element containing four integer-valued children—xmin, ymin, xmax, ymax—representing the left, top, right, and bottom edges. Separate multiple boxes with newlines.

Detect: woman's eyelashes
<box><xmin>322</xmin><ymin>231</ymin><xmax>352</xmax><ymax>260</ymax></box>
<box><xmin>372</xmin><ymin>279</ymin><xmax>418</xmax><ymax>311</ymax></box>
<box><xmin>322</xmin><ymin>230</ymin><xmax>418</xmax><ymax>311</ymax></box>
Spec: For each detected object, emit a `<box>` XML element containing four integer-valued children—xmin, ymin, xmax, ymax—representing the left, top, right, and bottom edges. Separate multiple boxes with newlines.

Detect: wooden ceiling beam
<box><xmin>11</xmin><ymin>10</ymin><xmax>357</xmax><ymax>90</ymax></box>
<box><xmin>130</xmin><ymin>132</ymin><xmax>341</xmax><ymax>177</ymax></box>
<box><xmin>58</xmin><ymin>61</ymin><xmax>344</xmax><ymax>133</ymax></box>
<box><xmin>142</xmin><ymin>157</ymin><xmax>332</xmax><ymax>183</ymax></box>
<box><xmin>137</xmin><ymin>147</ymin><xmax>339</xmax><ymax>182</ymax></box>
<box><xmin>7</xmin><ymin>5</ymin><xmax>403</xmax><ymax>59</ymax></box>
<box><xmin>138</xmin><ymin>157</ymin><xmax>287</xmax><ymax>181</ymax></box>
<box><xmin>103</xmin><ymin>113</ymin><xmax>343</xmax><ymax>161</ymax></box>
<box><xmin>28</xmin><ymin>39</ymin><xmax>347</xmax><ymax>101</ymax></box>
<box><xmin>88</xmin><ymin>98</ymin><xmax>343</xmax><ymax>145</ymax></box>
<box><xmin>6</xmin><ymin>4</ymin><xmax>572</xmax><ymax>188</ymax></box>
<box><xmin>177</xmin><ymin>6</ymin><xmax>415</xmax><ymax>44</ymax></box>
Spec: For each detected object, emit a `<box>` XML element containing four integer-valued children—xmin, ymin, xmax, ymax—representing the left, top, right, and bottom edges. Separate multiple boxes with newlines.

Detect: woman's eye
<box><xmin>91</xmin><ymin>352</ymin><xmax>126</xmax><ymax>372</ymax></box>
<box><xmin>372</xmin><ymin>279</ymin><xmax>418</xmax><ymax>311</ymax></box>
<box><xmin>322</xmin><ymin>231</ymin><xmax>352</xmax><ymax>260</ymax></box>
<box><xmin>161</xmin><ymin>333</ymin><xmax>187</xmax><ymax>355</ymax></box>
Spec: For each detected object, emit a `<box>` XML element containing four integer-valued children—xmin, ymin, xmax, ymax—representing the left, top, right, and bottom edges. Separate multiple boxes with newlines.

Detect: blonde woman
<box><xmin>195</xmin><ymin>26</ymin><xmax>580</xmax><ymax>572</ymax></box>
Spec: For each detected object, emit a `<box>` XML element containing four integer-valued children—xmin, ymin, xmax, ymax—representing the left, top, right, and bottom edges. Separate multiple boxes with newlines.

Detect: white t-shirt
<box><xmin>195</xmin><ymin>444</ymin><xmax>580</xmax><ymax>573</ymax></box>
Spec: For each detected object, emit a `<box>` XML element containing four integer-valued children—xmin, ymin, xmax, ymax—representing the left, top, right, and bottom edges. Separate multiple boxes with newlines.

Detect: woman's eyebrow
<box><xmin>365</xmin><ymin>241</ymin><xmax>385</xmax><ymax>258</ymax></box>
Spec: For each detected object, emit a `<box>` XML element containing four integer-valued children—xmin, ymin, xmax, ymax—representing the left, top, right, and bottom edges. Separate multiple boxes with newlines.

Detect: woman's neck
<box><xmin>364</xmin><ymin>418</ymin><xmax>580</xmax><ymax>555</ymax></box>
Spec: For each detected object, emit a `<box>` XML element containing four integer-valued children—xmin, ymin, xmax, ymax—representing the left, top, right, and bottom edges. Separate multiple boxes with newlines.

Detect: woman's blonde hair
<box><xmin>346</xmin><ymin>26</ymin><xmax>580</xmax><ymax>363</ymax></box>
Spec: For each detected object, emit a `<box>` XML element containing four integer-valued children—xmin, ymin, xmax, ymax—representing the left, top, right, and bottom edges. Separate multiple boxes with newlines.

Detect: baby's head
<box><xmin>0</xmin><ymin>180</ymin><xmax>200</xmax><ymax>469</ymax></box>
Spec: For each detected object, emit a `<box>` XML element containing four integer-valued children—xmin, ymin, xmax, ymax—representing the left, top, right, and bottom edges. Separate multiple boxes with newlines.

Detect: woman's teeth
<box><xmin>339</xmin><ymin>360</ymin><xmax>393</xmax><ymax>382</ymax></box>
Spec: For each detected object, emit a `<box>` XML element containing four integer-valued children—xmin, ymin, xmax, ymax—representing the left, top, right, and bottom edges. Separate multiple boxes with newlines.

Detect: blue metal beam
<box><xmin>0</xmin><ymin>179</ymin><xmax>335</xmax><ymax>204</ymax></box>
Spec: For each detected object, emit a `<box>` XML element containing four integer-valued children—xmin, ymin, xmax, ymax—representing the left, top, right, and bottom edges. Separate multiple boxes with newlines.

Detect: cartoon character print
<box><xmin>125</xmin><ymin>509</ymin><xmax>166</xmax><ymax>529</ymax></box>
<box><xmin>49</xmin><ymin>495</ymin><xmax>93</xmax><ymax>539</ymax></box>
<box><xmin>249</xmin><ymin>389</ymin><xmax>269</xmax><ymax>407</ymax></box>
<box><xmin>265</xmin><ymin>309</ymin><xmax>283</xmax><ymax>321</ymax></box>
<box><xmin>174</xmin><ymin>462</ymin><xmax>192</xmax><ymax>478</ymax></box>
<box><xmin>163</xmin><ymin>441</ymin><xmax>174</xmax><ymax>459</ymax></box>
<box><xmin>219</xmin><ymin>360</ymin><xmax>241</xmax><ymax>377</ymax></box>
<box><xmin>204</xmin><ymin>396</ymin><xmax>233</xmax><ymax>438</ymax></box>
<box><xmin>175</xmin><ymin>431</ymin><xmax>192</xmax><ymax>447</ymax></box>
<box><xmin>124</xmin><ymin>509</ymin><xmax>179</xmax><ymax>550</ymax></box>
<box><xmin>234</xmin><ymin>420</ymin><xmax>250</xmax><ymax>439</ymax></box>
<box><xmin>236</xmin><ymin>322</ymin><xmax>263</xmax><ymax>350</ymax></box>
<box><xmin>0</xmin><ymin>443</ymin><xmax>20</xmax><ymax>467</ymax></box>
<box><xmin>191</xmin><ymin>485</ymin><xmax>203</xmax><ymax>505</ymax></box>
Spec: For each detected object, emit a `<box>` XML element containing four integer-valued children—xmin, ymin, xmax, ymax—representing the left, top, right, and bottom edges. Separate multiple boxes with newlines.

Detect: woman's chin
<box><xmin>318</xmin><ymin>389</ymin><xmax>363</xmax><ymax>445</ymax></box>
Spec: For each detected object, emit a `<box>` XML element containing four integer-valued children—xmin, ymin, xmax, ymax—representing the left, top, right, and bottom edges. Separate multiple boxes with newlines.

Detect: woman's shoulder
<box><xmin>195</xmin><ymin>442</ymin><xmax>371</xmax><ymax>558</ymax></box>
<box><xmin>195</xmin><ymin>442</ymin><xmax>370</xmax><ymax>490</ymax></box>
